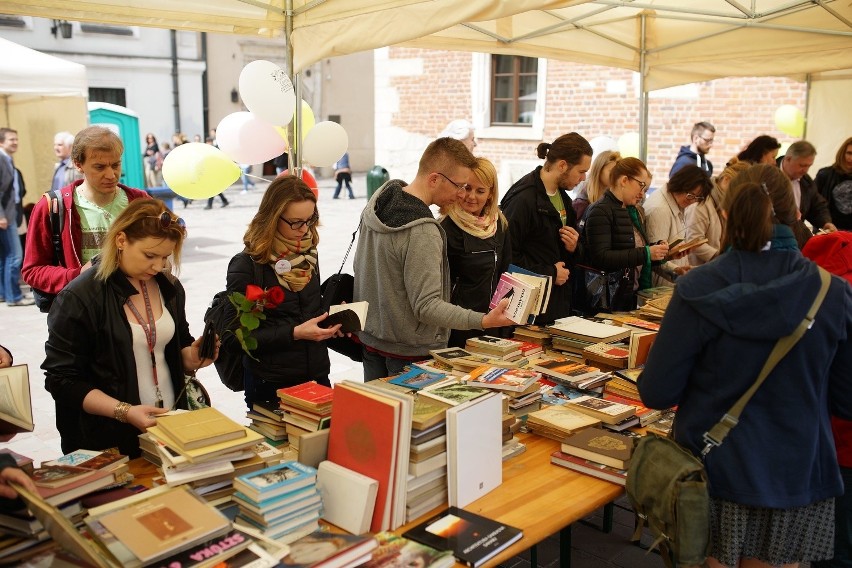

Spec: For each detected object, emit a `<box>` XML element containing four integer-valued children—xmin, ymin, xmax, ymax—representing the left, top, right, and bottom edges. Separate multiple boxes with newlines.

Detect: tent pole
<box><xmin>639</xmin><ymin>13</ymin><xmax>649</xmax><ymax>163</ymax></box>
<box><xmin>285</xmin><ymin>0</ymin><xmax>301</xmax><ymax>176</ymax></box>
<box><xmin>803</xmin><ymin>73</ymin><xmax>812</xmax><ymax>139</ymax></box>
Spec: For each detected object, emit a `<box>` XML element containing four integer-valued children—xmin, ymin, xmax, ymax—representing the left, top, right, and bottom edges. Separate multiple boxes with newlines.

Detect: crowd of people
<box><xmin>2</xmin><ymin>117</ymin><xmax>852</xmax><ymax>568</ymax></box>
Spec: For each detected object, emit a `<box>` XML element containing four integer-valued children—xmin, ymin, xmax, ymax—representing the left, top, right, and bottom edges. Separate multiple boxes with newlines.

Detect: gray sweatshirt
<box><xmin>353</xmin><ymin>180</ymin><xmax>483</xmax><ymax>356</ymax></box>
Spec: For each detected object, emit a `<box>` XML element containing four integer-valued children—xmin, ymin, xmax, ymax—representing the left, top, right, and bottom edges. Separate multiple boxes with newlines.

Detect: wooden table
<box><xmin>129</xmin><ymin>433</ymin><xmax>623</xmax><ymax>568</ymax></box>
<box><xmin>397</xmin><ymin>432</ymin><xmax>624</xmax><ymax>568</ymax></box>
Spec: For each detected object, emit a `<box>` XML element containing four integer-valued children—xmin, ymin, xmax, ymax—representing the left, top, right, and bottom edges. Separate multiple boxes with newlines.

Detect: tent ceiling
<box><xmin>3</xmin><ymin>0</ymin><xmax>851</xmax><ymax>89</ymax></box>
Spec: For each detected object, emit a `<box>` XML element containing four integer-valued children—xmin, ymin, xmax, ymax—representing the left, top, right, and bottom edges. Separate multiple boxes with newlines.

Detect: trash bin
<box><xmin>366</xmin><ymin>165</ymin><xmax>390</xmax><ymax>199</ymax></box>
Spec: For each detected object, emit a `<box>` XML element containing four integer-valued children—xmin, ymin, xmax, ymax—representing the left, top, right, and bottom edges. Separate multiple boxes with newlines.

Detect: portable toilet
<box><xmin>87</xmin><ymin>102</ymin><xmax>144</xmax><ymax>189</ymax></box>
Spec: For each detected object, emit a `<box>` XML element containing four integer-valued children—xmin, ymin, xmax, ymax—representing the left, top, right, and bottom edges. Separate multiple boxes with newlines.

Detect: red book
<box><xmin>276</xmin><ymin>381</ymin><xmax>334</xmax><ymax>411</ymax></box>
<box><xmin>327</xmin><ymin>382</ymin><xmax>401</xmax><ymax>532</ymax></box>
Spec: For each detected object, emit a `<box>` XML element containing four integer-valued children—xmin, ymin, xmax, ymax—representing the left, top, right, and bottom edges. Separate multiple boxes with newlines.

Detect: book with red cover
<box><xmin>326</xmin><ymin>382</ymin><xmax>401</xmax><ymax>532</ymax></box>
<box><xmin>276</xmin><ymin>381</ymin><xmax>334</xmax><ymax>411</ymax></box>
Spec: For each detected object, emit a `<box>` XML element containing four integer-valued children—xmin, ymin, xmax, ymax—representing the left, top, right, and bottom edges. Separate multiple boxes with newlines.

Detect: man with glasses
<box><xmin>353</xmin><ymin>137</ymin><xmax>514</xmax><ymax>381</ymax></box>
<box><xmin>777</xmin><ymin>140</ymin><xmax>836</xmax><ymax>235</ymax></box>
<box><xmin>23</xmin><ymin>126</ymin><xmax>150</xmax><ymax>313</ymax></box>
<box><xmin>670</xmin><ymin>121</ymin><xmax>716</xmax><ymax>178</ymax></box>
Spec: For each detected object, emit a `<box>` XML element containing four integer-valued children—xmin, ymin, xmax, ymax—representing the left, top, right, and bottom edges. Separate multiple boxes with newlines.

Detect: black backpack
<box><xmin>205</xmin><ymin>261</ymin><xmax>263</xmax><ymax>392</ymax></box>
<box><xmin>32</xmin><ymin>190</ymin><xmax>65</xmax><ymax>313</ymax></box>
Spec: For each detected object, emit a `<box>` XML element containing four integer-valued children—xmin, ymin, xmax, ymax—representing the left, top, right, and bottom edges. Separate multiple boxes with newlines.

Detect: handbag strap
<box><xmin>337</xmin><ymin>220</ymin><xmax>361</xmax><ymax>275</ymax></box>
<box><xmin>700</xmin><ymin>267</ymin><xmax>832</xmax><ymax>456</ymax></box>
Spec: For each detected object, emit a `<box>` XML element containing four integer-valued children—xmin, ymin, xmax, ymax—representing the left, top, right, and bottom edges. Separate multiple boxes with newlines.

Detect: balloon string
<box><xmin>244</xmin><ymin>173</ymin><xmax>267</xmax><ymax>182</ymax></box>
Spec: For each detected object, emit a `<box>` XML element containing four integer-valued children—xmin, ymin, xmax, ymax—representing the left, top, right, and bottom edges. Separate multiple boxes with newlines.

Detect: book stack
<box><xmin>636</xmin><ymin>293</ymin><xmax>672</xmax><ymax>319</ymax></box>
<box><xmin>546</xmin><ymin>316</ymin><xmax>632</xmax><ymax>356</ymax></box>
<box><xmin>636</xmin><ymin>286</ymin><xmax>674</xmax><ymax>306</ymax></box>
<box><xmin>428</xmin><ymin>348</ymin><xmax>509</xmax><ymax>373</ymax></box>
<box><xmin>275</xmin><ymin>381</ymin><xmax>334</xmax><ymax>451</ymax></box>
<box><xmin>232</xmin><ymin>461</ymin><xmax>323</xmax><ymax>542</ymax></box>
<box><xmin>604</xmin><ymin>368</ymin><xmax>642</xmax><ymax>400</ymax></box>
<box><xmin>31</xmin><ymin>451</ymin><xmax>131</xmax><ymax>508</ymax></box>
<box><xmin>524</xmin><ymin>405</ymin><xmax>600</xmax><ymax>441</ymax></box>
<box><xmin>602</xmin><ymin>392</ymin><xmax>662</xmax><ymax>427</ymax></box>
<box><xmin>582</xmin><ymin>342</ymin><xmax>629</xmax><ymax>372</ymax></box>
<box><xmin>512</xmin><ymin>325</ymin><xmax>552</xmax><ymax>349</ymax></box>
<box><xmin>564</xmin><ymin>395</ymin><xmax>637</xmax><ymax>427</ymax></box>
<box><xmin>645</xmin><ymin>409</ymin><xmax>676</xmax><ymax>436</ymax></box>
<box><xmin>550</xmin><ymin>428</ymin><xmax>636</xmax><ymax>486</ymax></box>
<box><xmin>464</xmin><ymin>336</ymin><xmax>523</xmax><ymax>361</ymax></box>
<box><xmin>530</xmin><ymin>356</ymin><xmax>610</xmax><ymax>390</ymax></box>
<box><xmin>247</xmin><ymin>402</ymin><xmax>289</xmax><ymax>445</ymax></box>
<box><xmin>489</xmin><ymin>265</ymin><xmax>552</xmax><ymax>325</ymax></box>
<box><xmin>281</xmin><ymin>530</ymin><xmax>379</xmax><ymax>568</ymax></box>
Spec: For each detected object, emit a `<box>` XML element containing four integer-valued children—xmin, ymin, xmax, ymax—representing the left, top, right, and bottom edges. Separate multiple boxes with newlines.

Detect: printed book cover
<box><xmin>403</xmin><ymin>506</ymin><xmax>523</xmax><ymax>568</ymax></box>
<box><xmin>560</xmin><ymin>428</ymin><xmax>634</xmax><ymax>470</ymax></box>
<box><xmin>566</xmin><ymin>395</ymin><xmax>636</xmax><ymax>425</ymax></box>
<box><xmin>277</xmin><ymin>381</ymin><xmax>335</xmax><ymax>409</ymax></box>
<box><xmin>465</xmin><ymin>367</ymin><xmax>541</xmax><ymax>392</ymax></box>
<box><xmin>233</xmin><ymin>461</ymin><xmax>317</xmax><ymax>502</ymax></box>
<box><xmin>279</xmin><ymin>529</ymin><xmax>378</xmax><ymax>568</ymax></box>
<box><xmin>44</xmin><ymin>449</ymin><xmax>129</xmax><ymax>470</ymax></box>
<box><xmin>419</xmin><ymin>383</ymin><xmax>490</xmax><ymax>407</ymax></box>
<box><xmin>388</xmin><ymin>368</ymin><xmax>446</xmax><ymax>390</ymax></box>
<box><xmin>550</xmin><ymin>451</ymin><xmax>627</xmax><ymax>486</ymax></box>
<box><xmin>363</xmin><ymin>532</ymin><xmax>455</xmax><ymax>568</ymax></box>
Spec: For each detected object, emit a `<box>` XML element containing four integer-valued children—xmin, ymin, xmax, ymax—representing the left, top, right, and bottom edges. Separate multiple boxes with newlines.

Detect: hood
<box><xmin>363</xmin><ymin>179</ymin><xmax>437</xmax><ymax>234</ymax></box>
<box><xmin>675</xmin><ymin>248</ymin><xmax>822</xmax><ymax>340</ymax></box>
<box><xmin>675</xmin><ymin>145</ymin><xmax>697</xmax><ymax>161</ymax></box>
<box><xmin>500</xmin><ymin>167</ymin><xmax>543</xmax><ymax>209</ymax></box>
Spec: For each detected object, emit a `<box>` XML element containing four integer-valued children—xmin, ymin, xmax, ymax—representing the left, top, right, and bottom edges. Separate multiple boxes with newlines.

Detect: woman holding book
<box><xmin>638</xmin><ymin>164</ymin><xmax>852</xmax><ymax>568</ymax></box>
<box><xmin>582</xmin><ymin>157</ymin><xmax>669</xmax><ymax>312</ymax></box>
<box><xmin>225</xmin><ymin>176</ymin><xmax>341</xmax><ymax>410</ymax></box>
<box><xmin>439</xmin><ymin>157</ymin><xmax>512</xmax><ymax>347</ymax></box>
<box><xmin>683</xmin><ymin>159</ymin><xmax>749</xmax><ymax>266</ymax></box>
<box><xmin>43</xmin><ymin>200</ymin><xmax>214</xmax><ymax>458</ymax></box>
<box><xmin>643</xmin><ymin>164</ymin><xmax>713</xmax><ymax>286</ymax></box>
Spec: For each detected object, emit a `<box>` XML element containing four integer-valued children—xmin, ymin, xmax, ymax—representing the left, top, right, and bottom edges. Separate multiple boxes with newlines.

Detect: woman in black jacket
<box><xmin>439</xmin><ymin>157</ymin><xmax>512</xmax><ymax>347</ymax></box>
<box><xmin>582</xmin><ymin>157</ymin><xmax>669</xmax><ymax>311</ymax></box>
<box><xmin>44</xmin><ymin>200</ymin><xmax>212</xmax><ymax>457</ymax></box>
<box><xmin>226</xmin><ymin>176</ymin><xmax>341</xmax><ymax>410</ymax></box>
<box><xmin>815</xmin><ymin>136</ymin><xmax>852</xmax><ymax>231</ymax></box>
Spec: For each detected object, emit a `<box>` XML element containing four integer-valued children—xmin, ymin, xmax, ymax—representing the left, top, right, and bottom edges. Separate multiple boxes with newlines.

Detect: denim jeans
<box><xmin>361</xmin><ymin>347</ymin><xmax>418</xmax><ymax>381</ymax></box>
<box><xmin>0</xmin><ymin>224</ymin><xmax>23</xmax><ymax>303</ymax></box>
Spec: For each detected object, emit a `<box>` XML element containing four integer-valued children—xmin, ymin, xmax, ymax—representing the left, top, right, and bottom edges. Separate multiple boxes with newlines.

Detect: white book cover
<box><xmin>550</xmin><ymin>316</ymin><xmax>628</xmax><ymax>340</ymax></box>
<box><xmin>317</xmin><ymin>460</ymin><xmax>379</xmax><ymax>535</ymax></box>
<box><xmin>446</xmin><ymin>392</ymin><xmax>502</xmax><ymax>508</ymax></box>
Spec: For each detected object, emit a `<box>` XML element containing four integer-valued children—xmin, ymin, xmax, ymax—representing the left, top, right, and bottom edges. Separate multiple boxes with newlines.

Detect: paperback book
<box><xmin>0</xmin><ymin>364</ymin><xmax>32</xmax><ymax>434</ymax></box>
<box><xmin>233</xmin><ymin>461</ymin><xmax>317</xmax><ymax>503</ymax></box>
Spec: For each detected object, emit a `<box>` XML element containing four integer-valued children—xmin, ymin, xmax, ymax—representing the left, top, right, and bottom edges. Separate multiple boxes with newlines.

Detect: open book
<box><xmin>666</xmin><ymin>237</ymin><xmax>708</xmax><ymax>258</ymax></box>
<box><xmin>320</xmin><ymin>301</ymin><xmax>369</xmax><ymax>333</ymax></box>
<box><xmin>0</xmin><ymin>364</ymin><xmax>33</xmax><ymax>434</ymax></box>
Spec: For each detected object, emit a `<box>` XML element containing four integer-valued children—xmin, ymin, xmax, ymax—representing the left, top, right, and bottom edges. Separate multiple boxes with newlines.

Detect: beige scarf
<box><xmin>444</xmin><ymin>203</ymin><xmax>499</xmax><ymax>239</ymax></box>
<box><xmin>270</xmin><ymin>233</ymin><xmax>317</xmax><ymax>292</ymax></box>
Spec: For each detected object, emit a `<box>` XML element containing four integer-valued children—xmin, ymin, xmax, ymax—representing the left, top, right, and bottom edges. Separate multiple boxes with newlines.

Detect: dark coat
<box><xmin>44</xmin><ymin>269</ymin><xmax>192</xmax><ymax>458</ymax></box>
<box><xmin>440</xmin><ymin>216</ymin><xmax>512</xmax><ymax>347</ymax></box>
<box><xmin>500</xmin><ymin>167</ymin><xmax>582</xmax><ymax>323</ymax></box>
<box><xmin>225</xmin><ymin>252</ymin><xmax>330</xmax><ymax>386</ymax></box>
<box><xmin>581</xmin><ymin>190</ymin><xmax>652</xmax><ymax>311</ymax></box>
<box><xmin>815</xmin><ymin>166</ymin><xmax>852</xmax><ymax>231</ymax></box>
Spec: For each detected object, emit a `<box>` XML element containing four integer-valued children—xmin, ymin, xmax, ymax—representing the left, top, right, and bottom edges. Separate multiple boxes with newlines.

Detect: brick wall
<box><xmin>384</xmin><ymin>48</ymin><xmax>807</xmax><ymax>184</ymax></box>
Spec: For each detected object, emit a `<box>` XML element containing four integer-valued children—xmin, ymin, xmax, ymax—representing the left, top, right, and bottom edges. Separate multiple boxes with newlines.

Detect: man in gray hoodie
<box><xmin>354</xmin><ymin>137</ymin><xmax>514</xmax><ymax>381</ymax></box>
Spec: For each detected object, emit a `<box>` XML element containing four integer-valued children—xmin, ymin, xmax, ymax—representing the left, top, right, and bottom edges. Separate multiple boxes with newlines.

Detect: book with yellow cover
<box><xmin>147</xmin><ymin>424</ymin><xmax>263</xmax><ymax>463</ymax></box>
<box><xmin>156</xmin><ymin>407</ymin><xmax>247</xmax><ymax>450</ymax></box>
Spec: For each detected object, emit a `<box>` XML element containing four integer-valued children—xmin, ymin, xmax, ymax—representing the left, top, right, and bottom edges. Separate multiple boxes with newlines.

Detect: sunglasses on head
<box><xmin>149</xmin><ymin>212</ymin><xmax>187</xmax><ymax>233</ymax></box>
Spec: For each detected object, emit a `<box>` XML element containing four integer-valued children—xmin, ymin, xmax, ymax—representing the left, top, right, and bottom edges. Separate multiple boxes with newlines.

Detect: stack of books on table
<box><xmin>275</xmin><ymin>381</ymin><xmax>334</xmax><ymax>451</ymax></box>
<box><xmin>232</xmin><ymin>461</ymin><xmax>322</xmax><ymax>542</ymax></box>
<box><xmin>464</xmin><ymin>335</ymin><xmax>533</xmax><ymax>362</ymax></box>
<box><xmin>636</xmin><ymin>292</ymin><xmax>672</xmax><ymax>319</ymax></box>
<box><xmin>364</xmin><ymin>532</ymin><xmax>455</xmax><ymax>568</ymax></box>
<box><xmin>602</xmin><ymin>391</ymin><xmax>662</xmax><ymax>427</ymax></box>
<box><xmin>428</xmin><ymin>347</ymin><xmax>510</xmax><ymax>373</ymax></box>
<box><xmin>531</xmin><ymin>356</ymin><xmax>611</xmax><ymax>390</ymax></box>
<box><xmin>636</xmin><ymin>285</ymin><xmax>673</xmax><ymax>306</ymax></box>
<box><xmin>30</xmin><ymin>450</ymin><xmax>131</xmax><ymax>508</ymax></box>
<box><xmin>550</xmin><ymin>428</ymin><xmax>636</xmax><ymax>486</ymax></box>
<box><xmin>582</xmin><ymin>342</ymin><xmax>629</xmax><ymax>372</ymax></box>
<box><xmin>282</xmin><ymin>530</ymin><xmax>379</xmax><ymax>568</ymax></box>
<box><xmin>604</xmin><ymin>368</ymin><xmax>643</xmax><ymax>400</ymax></box>
<box><xmin>524</xmin><ymin>405</ymin><xmax>601</xmax><ymax>441</ymax></box>
<box><xmin>564</xmin><ymin>395</ymin><xmax>638</xmax><ymax>431</ymax></box>
<box><xmin>512</xmin><ymin>324</ymin><xmax>552</xmax><ymax>349</ymax></box>
<box><xmin>546</xmin><ymin>316</ymin><xmax>632</xmax><ymax>355</ymax></box>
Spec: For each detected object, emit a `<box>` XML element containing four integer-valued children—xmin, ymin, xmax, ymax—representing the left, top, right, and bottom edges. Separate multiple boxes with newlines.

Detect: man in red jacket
<box><xmin>23</xmin><ymin>126</ymin><xmax>149</xmax><ymax>308</ymax></box>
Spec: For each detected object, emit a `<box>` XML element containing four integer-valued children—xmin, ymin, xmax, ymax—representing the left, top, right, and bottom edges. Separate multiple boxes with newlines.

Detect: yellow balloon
<box><xmin>618</xmin><ymin>132</ymin><xmax>640</xmax><ymax>158</ymax></box>
<box><xmin>774</xmin><ymin>105</ymin><xmax>804</xmax><ymax>137</ymax></box>
<box><xmin>274</xmin><ymin>126</ymin><xmax>288</xmax><ymax>141</ymax></box>
<box><xmin>161</xmin><ymin>143</ymin><xmax>241</xmax><ymax>199</ymax></box>
<box><xmin>300</xmin><ymin>100</ymin><xmax>316</xmax><ymax>140</ymax></box>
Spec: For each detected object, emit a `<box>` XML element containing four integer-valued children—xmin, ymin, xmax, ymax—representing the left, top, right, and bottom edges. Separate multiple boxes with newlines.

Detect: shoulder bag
<box><xmin>320</xmin><ymin>221</ymin><xmax>362</xmax><ymax>362</ymax></box>
<box><xmin>626</xmin><ymin>268</ymin><xmax>831</xmax><ymax>568</ymax></box>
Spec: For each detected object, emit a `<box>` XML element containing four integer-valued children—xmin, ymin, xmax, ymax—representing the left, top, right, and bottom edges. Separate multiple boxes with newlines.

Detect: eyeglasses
<box><xmin>629</xmin><ymin>176</ymin><xmax>647</xmax><ymax>191</ymax></box>
<box><xmin>149</xmin><ymin>212</ymin><xmax>186</xmax><ymax>233</ymax></box>
<box><xmin>697</xmin><ymin>135</ymin><xmax>715</xmax><ymax>144</ymax></box>
<box><xmin>686</xmin><ymin>193</ymin><xmax>706</xmax><ymax>202</ymax></box>
<box><xmin>436</xmin><ymin>172</ymin><xmax>472</xmax><ymax>192</ymax></box>
<box><xmin>279</xmin><ymin>214</ymin><xmax>318</xmax><ymax>230</ymax></box>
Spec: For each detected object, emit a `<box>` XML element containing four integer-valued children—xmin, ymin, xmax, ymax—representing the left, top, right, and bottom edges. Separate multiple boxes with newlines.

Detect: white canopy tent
<box><xmin>0</xmin><ymin>37</ymin><xmax>88</xmax><ymax>201</ymax></box>
<box><xmin>5</xmin><ymin>0</ymin><xmax>850</xmax><ymax>160</ymax></box>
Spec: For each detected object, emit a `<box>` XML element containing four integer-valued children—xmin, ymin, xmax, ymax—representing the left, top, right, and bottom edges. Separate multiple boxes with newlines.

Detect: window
<box><xmin>80</xmin><ymin>23</ymin><xmax>133</xmax><ymax>36</ymax></box>
<box><xmin>491</xmin><ymin>55</ymin><xmax>538</xmax><ymax>126</ymax></box>
<box><xmin>0</xmin><ymin>15</ymin><xmax>27</xmax><ymax>29</ymax></box>
<box><xmin>89</xmin><ymin>88</ymin><xmax>127</xmax><ymax>108</ymax></box>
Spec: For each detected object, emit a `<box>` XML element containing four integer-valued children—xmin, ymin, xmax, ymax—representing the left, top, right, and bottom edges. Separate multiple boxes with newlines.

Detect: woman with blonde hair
<box><xmin>225</xmin><ymin>176</ymin><xmax>340</xmax><ymax>409</ymax></box>
<box><xmin>44</xmin><ymin>199</ymin><xmax>212</xmax><ymax>457</ymax></box>
<box><xmin>573</xmin><ymin>150</ymin><xmax>621</xmax><ymax>221</ymax></box>
<box><xmin>439</xmin><ymin>157</ymin><xmax>511</xmax><ymax>347</ymax></box>
<box><xmin>684</xmin><ymin>158</ymin><xmax>750</xmax><ymax>265</ymax></box>
<box><xmin>815</xmin><ymin>135</ymin><xmax>852</xmax><ymax>231</ymax></box>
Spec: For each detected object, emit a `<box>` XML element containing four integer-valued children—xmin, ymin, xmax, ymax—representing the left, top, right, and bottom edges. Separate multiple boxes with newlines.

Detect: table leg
<box><xmin>530</xmin><ymin>544</ymin><xmax>538</xmax><ymax>567</ymax></box>
<box><xmin>603</xmin><ymin>502</ymin><xmax>614</xmax><ymax>533</ymax></box>
<box><xmin>559</xmin><ymin>524</ymin><xmax>572</xmax><ymax>568</ymax></box>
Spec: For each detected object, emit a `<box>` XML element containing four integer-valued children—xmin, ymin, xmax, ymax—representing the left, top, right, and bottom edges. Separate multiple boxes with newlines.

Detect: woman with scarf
<box><xmin>439</xmin><ymin>157</ymin><xmax>512</xmax><ymax>347</ymax></box>
<box><xmin>583</xmin><ymin>157</ymin><xmax>669</xmax><ymax>311</ymax></box>
<box><xmin>683</xmin><ymin>159</ymin><xmax>750</xmax><ymax>266</ymax></box>
<box><xmin>225</xmin><ymin>176</ymin><xmax>341</xmax><ymax>409</ymax></box>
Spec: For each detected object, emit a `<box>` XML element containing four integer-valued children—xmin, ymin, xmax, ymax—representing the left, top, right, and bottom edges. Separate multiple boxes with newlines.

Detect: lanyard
<box><xmin>125</xmin><ymin>281</ymin><xmax>163</xmax><ymax>408</ymax></box>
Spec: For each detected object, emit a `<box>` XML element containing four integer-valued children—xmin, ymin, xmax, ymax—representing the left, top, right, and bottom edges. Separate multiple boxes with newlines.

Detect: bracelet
<box><xmin>113</xmin><ymin>401</ymin><xmax>132</xmax><ymax>423</ymax></box>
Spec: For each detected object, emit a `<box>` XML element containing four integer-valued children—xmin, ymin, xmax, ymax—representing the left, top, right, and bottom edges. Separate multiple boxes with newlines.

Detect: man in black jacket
<box><xmin>777</xmin><ymin>141</ymin><xmax>837</xmax><ymax>234</ymax></box>
<box><xmin>500</xmin><ymin>132</ymin><xmax>592</xmax><ymax>323</ymax></box>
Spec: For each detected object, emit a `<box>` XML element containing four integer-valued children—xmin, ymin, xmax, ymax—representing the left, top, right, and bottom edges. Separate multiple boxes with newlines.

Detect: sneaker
<box><xmin>8</xmin><ymin>298</ymin><xmax>35</xmax><ymax>307</ymax></box>
<box><xmin>240</xmin><ymin>189</ymin><xmax>248</xmax><ymax>195</ymax></box>
<box><xmin>221</xmin><ymin>202</ymin><xmax>230</xmax><ymax>208</ymax></box>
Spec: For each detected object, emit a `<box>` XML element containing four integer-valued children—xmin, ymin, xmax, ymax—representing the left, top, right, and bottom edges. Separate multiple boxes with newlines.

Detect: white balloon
<box><xmin>238</xmin><ymin>60</ymin><xmax>297</xmax><ymax>126</ymax></box>
<box><xmin>216</xmin><ymin>111</ymin><xmax>287</xmax><ymax>165</ymax></box>
<box><xmin>302</xmin><ymin>121</ymin><xmax>349</xmax><ymax>167</ymax></box>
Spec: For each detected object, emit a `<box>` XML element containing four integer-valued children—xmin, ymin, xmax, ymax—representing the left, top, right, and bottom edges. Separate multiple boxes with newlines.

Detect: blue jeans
<box><xmin>0</xmin><ymin>224</ymin><xmax>23</xmax><ymax>303</ymax></box>
<box><xmin>361</xmin><ymin>347</ymin><xmax>418</xmax><ymax>381</ymax></box>
<box><xmin>241</xmin><ymin>166</ymin><xmax>256</xmax><ymax>192</ymax></box>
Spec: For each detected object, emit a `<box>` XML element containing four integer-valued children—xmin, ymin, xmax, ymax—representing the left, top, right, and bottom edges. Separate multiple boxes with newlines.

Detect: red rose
<box><xmin>245</xmin><ymin>284</ymin><xmax>265</xmax><ymax>302</ymax></box>
<box><xmin>265</xmin><ymin>286</ymin><xmax>285</xmax><ymax>308</ymax></box>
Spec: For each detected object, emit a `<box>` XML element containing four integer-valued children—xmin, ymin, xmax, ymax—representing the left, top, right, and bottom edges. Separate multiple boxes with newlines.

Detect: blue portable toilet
<box><xmin>87</xmin><ymin>102</ymin><xmax>144</xmax><ymax>189</ymax></box>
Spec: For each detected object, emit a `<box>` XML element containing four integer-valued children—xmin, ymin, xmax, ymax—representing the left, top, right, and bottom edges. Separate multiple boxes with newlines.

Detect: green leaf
<box><xmin>240</xmin><ymin>298</ymin><xmax>255</xmax><ymax>312</ymax></box>
<box><xmin>244</xmin><ymin>336</ymin><xmax>258</xmax><ymax>351</ymax></box>
<box><xmin>241</xmin><ymin>313</ymin><xmax>260</xmax><ymax>331</ymax></box>
<box><xmin>229</xmin><ymin>292</ymin><xmax>246</xmax><ymax>308</ymax></box>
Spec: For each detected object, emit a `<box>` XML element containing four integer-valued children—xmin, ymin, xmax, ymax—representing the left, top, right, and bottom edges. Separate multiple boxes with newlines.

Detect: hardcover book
<box><xmin>363</xmin><ymin>532</ymin><xmax>455</xmax><ymax>568</ymax></box>
<box><xmin>233</xmin><ymin>461</ymin><xmax>317</xmax><ymax>503</ymax></box>
<box><xmin>419</xmin><ymin>383</ymin><xmax>490</xmax><ymax>407</ymax></box>
<box><xmin>565</xmin><ymin>395</ymin><xmax>636</xmax><ymax>425</ymax></box>
<box><xmin>464</xmin><ymin>366</ymin><xmax>541</xmax><ymax>393</ymax></box>
<box><xmin>320</xmin><ymin>301</ymin><xmax>369</xmax><ymax>333</ymax></box>
<box><xmin>560</xmin><ymin>428</ymin><xmax>635</xmax><ymax>469</ymax></box>
<box><xmin>446</xmin><ymin>392</ymin><xmax>502</xmax><ymax>508</ymax></box>
<box><xmin>279</xmin><ymin>530</ymin><xmax>378</xmax><ymax>568</ymax></box>
<box><xmin>277</xmin><ymin>381</ymin><xmax>334</xmax><ymax>411</ymax></box>
<box><xmin>628</xmin><ymin>330</ymin><xmax>657</xmax><ymax>368</ymax></box>
<box><xmin>147</xmin><ymin>424</ymin><xmax>263</xmax><ymax>463</ymax></box>
<box><xmin>403</xmin><ymin>506</ymin><xmax>523</xmax><ymax>568</ymax></box>
<box><xmin>316</xmin><ymin>460</ymin><xmax>378</xmax><ymax>535</ymax></box>
<box><xmin>154</xmin><ymin>407</ymin><xmax>247</xmax><ymax>450</ymax></box>
<box><xmin>0</xmin><ymin>364</ymin><xmax>33</xmax><ymax>434</ymax></box>
<box><xmin>549</xmin><ymin>451</ymin><xmax>627</xmax><ymax>486</ymax></box>
<box><xmin>546</xmin><ymin>316</ymin><xmax>631</xmax><ymax>343</ymax></box>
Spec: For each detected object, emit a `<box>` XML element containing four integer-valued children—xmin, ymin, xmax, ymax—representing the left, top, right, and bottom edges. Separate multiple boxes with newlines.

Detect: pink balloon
<box><xmin>216</xmin><ymin>112</ymin><xmax>287</xmax><ymax>165</ymax></box>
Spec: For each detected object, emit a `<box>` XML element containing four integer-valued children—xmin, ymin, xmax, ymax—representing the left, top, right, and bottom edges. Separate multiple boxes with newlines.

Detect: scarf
<box><xmin>769</xmin><ymin>224</ymin><xmax>799</xmax><ymax>251</ymax></box>
<box><xmin>627</xmin><ymin>205</ymin><xmax>653</xmax><ymax>290</ymax></box>
<box><xmin>444</xmin><ymin>203</ymin><xmax>499</xmax><ymax>239</ymax></box>
<box><xmin>270</xmin><ymin>233</ymin><xmax>318</xmax><ymax>292</ymax></box>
